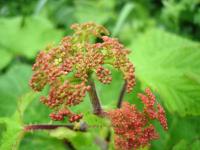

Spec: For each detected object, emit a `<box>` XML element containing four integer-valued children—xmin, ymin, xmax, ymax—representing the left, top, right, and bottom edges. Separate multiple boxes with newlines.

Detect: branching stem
<box><xmin>88</xmin><ymin>78</ymin><xmax>103</xmax><ymax>116</ymax></box>
<box><xmin>117</xmin><ymin>80</ymin><xmax>127</xmax><ymax>108</ymax></box>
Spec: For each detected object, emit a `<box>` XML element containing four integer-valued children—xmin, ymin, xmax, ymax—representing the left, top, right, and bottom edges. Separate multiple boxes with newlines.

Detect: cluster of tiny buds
<box><xmin>49</xmin><ymin>109</ymin><xmax>70</xmax><ymax>121</ymax></box>
<box><xmin>138</xmin><ymin>88</ymin><xmax>168</xmax><ymax>130</ymax></box>
<box><xmin>69</xmin><ymin>114</ymin><xmax>83</xmax><ymax>123</ymax></box>
<box><xmin>49</xmin><ymin>108</ymin><xmax>83</xmax><ymax>123</ymax></box>
<box><xmin>157</xmin><ymin>104</ymin><xmax>168</xmax><ymax>130</ymax></box>
<box><xmin>49</xmin><ymin>113</ymin><xmax>64</xmax><ymax>121</ymax></box>
<box><xmin>124</xmin><ymin>62</ymin><xmax>135</xmax><ymax>92</ymax></box>
<box><xmin>39</xmin><ymin>81</ymin><xmax>90</xmax><ymax>122</ymax></box>
<box><xmin>30</xmin><ymin>22</ymin><xmax>136</xmax><ymax>123</ymax></box>
<box><xmin>29</xmin><ymin>22</ymin><xmax>167</xmax><ymax>150</ymax></box>
<box><xmin>100</xmin><ymin>36</ymin><xmax>136</xmax><ymax>92</ymax></box>
<box><xmin>107</xmin><ymin>88</ymin><xmax>168</xmax><ymax>150</ymax></box>
<box><xmin>70</xmin><ymin>22</ymin><xmax>109</xmax><ymax>39</ymax></box>
<box><xmin>96</xmin><ymin>66</ymin><xmax>112</xmax><ymax>84</ymax></box>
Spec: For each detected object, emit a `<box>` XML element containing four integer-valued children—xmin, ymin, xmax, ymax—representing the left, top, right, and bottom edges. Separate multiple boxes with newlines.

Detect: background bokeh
<box><xmin>0</xmin><ymin>0</ymin><xmax>200</xmax><ymax>150</ymax></box>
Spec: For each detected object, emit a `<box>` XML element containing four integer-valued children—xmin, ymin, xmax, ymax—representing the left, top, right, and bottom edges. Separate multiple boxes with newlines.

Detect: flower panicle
<box><xmin>29</xmin><ymin>22</ymin><xmax>167</xmax><ymax>150</ymax></box>
<box><xmin>29</xmin><ymin>22</ymin><xmax>136</xmax><ymax>122</ymax></box>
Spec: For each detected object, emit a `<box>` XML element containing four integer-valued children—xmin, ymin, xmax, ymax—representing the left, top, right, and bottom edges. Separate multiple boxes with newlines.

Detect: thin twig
<box><xmin>88</xmin><ymin>78</ymin><xmax>103</xmax><ymax>116</ymax></box>
<box><xmin>117</xmin><ymin>80</ymin><xmax>127</xmax><ymax>108</ymax></box>
<box><xmin>24</xmin><ymin>123</ymin><xmax>87</xmax><ymax>132</ymax></box>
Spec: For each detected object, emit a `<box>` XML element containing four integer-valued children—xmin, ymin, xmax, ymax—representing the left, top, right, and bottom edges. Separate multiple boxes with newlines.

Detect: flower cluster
<box><xmin>138</xmin><ymin>88</ymin><xmax>168</xmax><ymax>130</ymax></box>
<box><xmin>30</xmin><ymin>22</ymin><xmax>135</xmax><ymax>122</ymax></box>
<box><xmin>107</xmin><ymin>88</ymin><xmax>167</xmax><ymax>150</ymax></box>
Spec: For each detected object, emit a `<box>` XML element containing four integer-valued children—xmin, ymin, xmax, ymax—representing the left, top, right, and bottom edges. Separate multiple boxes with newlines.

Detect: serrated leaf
<box><xmin>130</xmin><ymin>28</ymin><xmax>200</xmax><ymax>116</ymax></box>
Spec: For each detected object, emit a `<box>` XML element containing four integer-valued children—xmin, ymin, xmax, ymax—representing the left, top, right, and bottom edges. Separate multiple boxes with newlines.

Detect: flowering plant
<box><xmin>29</xmin><ymin>22</ymin><xmax>167</xmax><ymax>150</ymax></box>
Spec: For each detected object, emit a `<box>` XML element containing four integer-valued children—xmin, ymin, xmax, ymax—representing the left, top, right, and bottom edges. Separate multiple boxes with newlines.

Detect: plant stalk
<box><xmin>88</xmin><ymin>78</ymin><xmax>103</xmax><ymax>116</ymax></box>
<box><xmin>117</xmin><ymin>80</ymin><xmax>127</xmax><ymax>108</ymax></box>
<box><xmin>24</xmin><ymin>123</ymin><xmax>87</xmax><ymax>132</ymax></box>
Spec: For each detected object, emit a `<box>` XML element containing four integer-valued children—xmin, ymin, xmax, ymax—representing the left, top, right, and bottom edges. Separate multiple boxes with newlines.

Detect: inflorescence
<box><xmin>107</xmin><ymin>88</ymin><xmax>168</xmax><ymax>150</ymax></box>
<box><xmin>30</xmin><ymin>22</ymin><xmax>135</xmax><ymax>122</ymax></box>
<box><xmin>29</xmin><ymin>22</ymin><xmax>167</xmax><ymax>149</ymax></box>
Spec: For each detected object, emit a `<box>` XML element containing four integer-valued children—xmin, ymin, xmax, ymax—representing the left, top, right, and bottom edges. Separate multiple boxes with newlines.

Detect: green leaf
<box><xmin>172</xmin><ymin>140</ymin><xmax>200</xmax><ymax>150</ymax></box>
<box><xmin>172</xmin><ymin>140</ymin><xmax>189</xmax><ymax>150</ymax></box>
<box><xmin>19</xmin><ymin>132</ymin><xmax>66</xmax><ymax>150</ymax></box>
<box><xmin>130</xmin><ymin>28</ymin><xmax>200</xmax><ymax>116</ymax></box>
<box><xmin>23</xmin><ymin>94</ymin><xmax>51</xmax><ymax>124</ymax></box>
<box><xmin>112</xmin><ymin>3</ymin><xmax>134</xmax><ymax>37</ymax></box>
<box><xmin>0</xmin><ymin>16</ymin><xmax>63</xmax><ymax>59</ymax></box>
<box><xmin>74</xmin><ymin>0</ymin><xmax>115</xmax><ymax>24</ymax></box>
<box><xmin>151</xmin><ymin>112</ymin><xmax>200</xmax><ymax>150</ymax></box>
<box><xmin>0</xmin><ymin>63</ymin><xmax>33</xmax><ymax>149</ymax></box>
<box><xmin>0</xmin><ymin>50</ymin><xmax>12</xmax><ymax>70</ymax></box>
<box><xmin>83</xmin><ymin>112</ymin><xmax>107</xmax><ymax>126</ymax></box>
<box><xmin>95</xmin><ymin>68</ymin><xmax>124</xmax><ymax>108</ymax></box>
<box><xmin>50</xmin><ymin>128</ymin><xmax>101</xmax><ymax>150</ymax></box>
<box><xmin>0</xmin><ymin>92</ymin><xmax>36</xmax><ymax>150</ymax></box>
<box><xmin>0</xmin><ymin>62</ymin><xmax>65</xmax><ymax>149</ymax></box>
<box><xmin>0</xmin><ymin>63</ymin><xmax>32</xmax><ymax>117</ymax></box>
<box><xmin>34</xmin><ymin>0</ymin><xmax>48</xmax><ymax>15</ymax></box>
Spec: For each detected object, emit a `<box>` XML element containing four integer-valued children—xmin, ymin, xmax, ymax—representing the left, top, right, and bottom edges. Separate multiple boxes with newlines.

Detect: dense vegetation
<box><xmin>0</xmin><ymin>0</ymin><xmax>200</xmax><ymax>150</ymax></box>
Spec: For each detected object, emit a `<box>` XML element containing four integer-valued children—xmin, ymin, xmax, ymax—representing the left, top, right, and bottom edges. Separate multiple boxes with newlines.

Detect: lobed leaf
<box><xmin>130</xmin><ymin>28</ymin><xmax>200</xmax><ymax>116</ymax></box>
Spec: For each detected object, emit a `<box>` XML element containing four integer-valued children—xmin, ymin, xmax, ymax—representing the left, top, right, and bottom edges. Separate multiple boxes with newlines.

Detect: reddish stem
<box><xmin>88</xmin><ymin>78</ymin><xmax>103</xmax><ymax>116</ymax></box>
<box><xmin>24</xmin><ymin>123</ymin><xmax>87</xmax><ymax>132</ymax></box>
<box><xmin>117</xmin><ymin>80</ymin><xmax>127</xmax><ymax>108</ymax></box>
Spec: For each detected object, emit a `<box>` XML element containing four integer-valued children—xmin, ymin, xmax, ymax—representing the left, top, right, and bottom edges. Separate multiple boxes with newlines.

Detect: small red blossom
<box><xmin>96</xmin><ymin>66</ymin><xmax>112</xmax><ymax>84</ymax></box>
<box><xmin>107</xmin><ymin>88</ymin><xmax>168</xmax><ymax>150</ymax></box>
<box><xmin>138</xmin><ymin>88</ymin><xmax>168</xmax><ymax>130</ymax></box>
<box><xmin>69</xmin><ymin>114</ymin><xmax>83</xmax><ymax>123</ymax></box>
<box><xmin>157</xmin><ymin>104</ymin><xmax>168</xmax><ymax>130</ymax></box>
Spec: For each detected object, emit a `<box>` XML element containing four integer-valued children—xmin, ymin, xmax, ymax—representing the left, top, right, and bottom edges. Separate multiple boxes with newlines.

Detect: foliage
<box><xmin>130</xmin><ymin>28</ymin><xmax>200</xmax><ymax>116</ymax></box>
<box><xmin>0</xmin><ymin>0</ymin><xmax>200</xmax><ymax>150</ymax></box>
<box><xmin>0</xmin><ymin>15</ymin><xmax>62</xmax><ymax>63</ymax></box>
<box><xmin>0</xmin><ymin>92</ymin><xmax>36</xmax><ymax>150</ymax></box>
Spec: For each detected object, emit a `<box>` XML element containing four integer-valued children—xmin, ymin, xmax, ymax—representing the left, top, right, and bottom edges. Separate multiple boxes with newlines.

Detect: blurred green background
<box><xmin>0</xmin><ymin>0</ymin><xmax>200</xmax><ymax>150</ymax></box>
